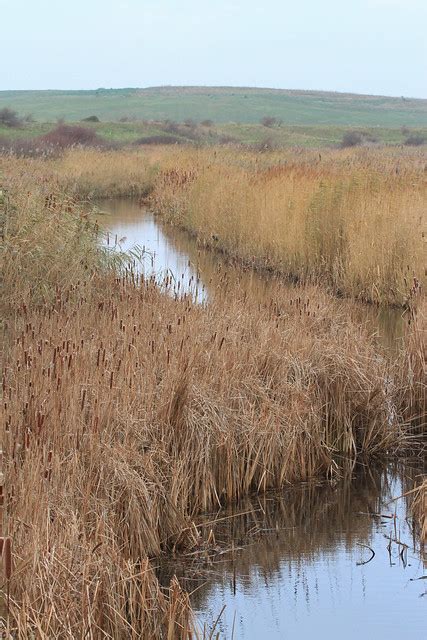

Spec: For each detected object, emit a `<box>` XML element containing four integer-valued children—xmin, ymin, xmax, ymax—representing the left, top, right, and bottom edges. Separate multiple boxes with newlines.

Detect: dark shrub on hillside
<box><xmin>201</xmin><ymin>119</ymin><xmax>214</xmax><ymax>127</ymax></box>
<box><xmin>404</xmin><ymin>134</ymin><xmax>426</xmax><ymax>146</ymax></box>
<box><xmin>341</xmin><ymin>131</ymin><xmax>364</xmax><ymax>148</ymax></box>
<box><xmin>162</xmin><ymin>121</ymin><xmax>181</xmax><ymax>134</ymax></box>
<box><xmin>341</xmin><ymin>130</ymin><xmax>379</xmax><ymax>148</ymax></box>
<box><xmin>261</xmin><ymin>116</ymin><xmax>281</xmax><ymax>128</ymax></box>
<box><xmin>39</xmin><ymin>124</ymin><xmax>104</xmax><ymax>149</ymax></box>
<box><xmin>81</xmin><ymin>115</ymin><xmax>100</xmax><ymax>122</ymax></box>
<box><xmin>133</xmin><ymin>135</ymin><xmax>184</xmax><ymax>145</ymax></box>
<box><xmin>0</xmin><ymin>108</ymin><xmax>22</xmax><ymax>128</ymax></box>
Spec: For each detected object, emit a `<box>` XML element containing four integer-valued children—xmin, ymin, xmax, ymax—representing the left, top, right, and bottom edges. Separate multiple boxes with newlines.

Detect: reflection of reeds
<box><xmin>159</xmin><ymin>464</ymin><xmax>426</xmax><ymax>615</ymax></box>
<box><xmin>157</xmin><ymin>465</ymin><xmax>398</xmax><ymax>605</ymax></box>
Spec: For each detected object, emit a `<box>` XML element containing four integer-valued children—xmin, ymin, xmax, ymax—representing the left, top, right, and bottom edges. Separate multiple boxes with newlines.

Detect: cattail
<box><xmin>3</xmin><ymin>537</ymin><xmax>12</xmax><ymax>580</ymax></box>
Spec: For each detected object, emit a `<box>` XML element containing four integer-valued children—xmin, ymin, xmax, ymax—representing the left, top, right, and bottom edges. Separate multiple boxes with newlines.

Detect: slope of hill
<box><xmin>1</xmin><ymin>86</ymin><xmax>426</xmax><ymax>126</ymax></box>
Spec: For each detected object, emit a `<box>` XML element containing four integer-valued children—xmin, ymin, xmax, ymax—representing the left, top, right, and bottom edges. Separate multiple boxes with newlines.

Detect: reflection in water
<box><xmin>159</xmin><ymin>464</ymin><xmax>426</xmax><ymax>640</ymax></box>
<box><xmin>96</xmin><ymin>198</ymin><xmax>406</xmax><ymax>347</ymax></box>
<box><xmin>97</xmin><ymin>199</ymin><xmax>424</xmax><ymax>638</ymax></box>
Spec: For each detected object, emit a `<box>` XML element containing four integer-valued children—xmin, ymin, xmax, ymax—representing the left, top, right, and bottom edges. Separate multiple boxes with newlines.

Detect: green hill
<box><xmin>1</xmin><ymin>86</ymin><xmax>426</xmax><ymax>126</ymax></box>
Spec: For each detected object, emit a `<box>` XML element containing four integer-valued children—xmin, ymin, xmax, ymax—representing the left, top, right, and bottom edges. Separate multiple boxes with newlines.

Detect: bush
<box><xmin>341</xmin><ymin>131</ymin><xmax>365</xmax><ymax>148</ymax></box>
<box><xmin>201</xmin><ymin>119</ymin><xmax>214</xmax><ymax>127</ymax></box>
<box><xmin>39</xmin><ymin>124</ymin><xmax>104</xmax><ymax>149</ymax></box>
<box><xmin>81</xmin><ymin>115</ymin><xmax>100</xmax><ymax>123</ymax></box>
<box><xmin>261</xmin><ymin>116</ymin><xmax>281</xmax><ymax>128</ymax></box>
<box><xmin>404</xmin><ymin>134</ymin><xmax>426</xmax><ymax>147</ymax></box>
<box><xmin>0</xmin><ymin>107</ymin><xmax>22</xmax><ymax>128</ymax></box>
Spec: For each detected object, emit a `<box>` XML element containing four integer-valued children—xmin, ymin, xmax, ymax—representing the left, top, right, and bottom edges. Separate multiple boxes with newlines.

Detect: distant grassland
<box><xmin>1</xmin><ymin>86</ymin><xmax>427</xmax><ymax>126</ymax></box>
<box><xmin>2</xmin><ymin>119</ymin><xmax>426</xmax><ymax>148</ymax></box>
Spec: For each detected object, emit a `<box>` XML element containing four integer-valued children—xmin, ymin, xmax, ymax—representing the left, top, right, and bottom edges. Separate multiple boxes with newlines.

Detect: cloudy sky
<box><xmin>0</xmin><ymin>0</ymin><xmax>425</xmax><ymax>97</ymax></box>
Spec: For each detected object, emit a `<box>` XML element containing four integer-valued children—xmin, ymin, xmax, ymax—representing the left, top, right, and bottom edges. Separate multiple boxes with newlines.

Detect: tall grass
<box><xmin>1</xmin><ymin>149</ymin><xmax>425</xmax><ymax>636</ymax></box>
<box><xmin>150</xmin><ymin>146</ymin><xmax>426</xmax><ymax>306</ymax></box>
<box><xmin>413</xmin><ymin>480</ymin><xmax>426</xmax><ymax>544</ymax></box>
<box><xmin>1</xmin><ymin>268</ymin><xmax>409</xmax><ymax>635</ymax></box>
<box><xmin>2</xmin><ymin>145</ymin><xmax>425</xmax><ymax>305</ymax></box>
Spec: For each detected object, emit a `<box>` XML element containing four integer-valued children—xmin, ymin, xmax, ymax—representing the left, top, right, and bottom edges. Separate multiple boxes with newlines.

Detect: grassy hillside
<box><xmin>1</xmin><ymin>86</ymin><xmax>427</xmax><ymax>126</ymax></box>
<box><xmin>1</xmin><ymin>120</ymin><xmax>426</xmax><ymax>150</ymax></box>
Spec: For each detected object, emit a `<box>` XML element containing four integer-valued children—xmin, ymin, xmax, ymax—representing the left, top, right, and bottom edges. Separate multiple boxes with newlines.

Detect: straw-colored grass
<box><xmin>2</xmin><ymin>145</ymin><xmax>426</xmax><ymax>305</ymax></box>
<box><xmin>413</xmin><ymin>480</ymin><xmax>426</xmax><ymax>544</ymax></box>
<box><xmin>1</xmin><ymin>268</ymin><xmax>408</xmax><ymax>636</ymax></box>
<box><xmin>0</xmin><ymin>150</ymin><xmax>425</xmax><ymax>637</ymax></box>
<box><xmin>150</xmin><ymin>146</ymin><xmax>426</xmax><ymax>306</ymax></box>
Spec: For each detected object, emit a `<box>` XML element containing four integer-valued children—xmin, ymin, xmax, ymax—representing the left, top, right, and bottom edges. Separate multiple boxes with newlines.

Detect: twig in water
<box><xmin>356</xmin><ymin>543</ymin><xmax>375</xmax><ymax>565</ymax></box>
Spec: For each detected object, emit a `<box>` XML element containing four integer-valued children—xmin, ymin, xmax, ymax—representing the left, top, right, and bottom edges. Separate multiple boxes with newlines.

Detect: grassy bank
<box><xmin>1</xmin><ymin>149</ymin><xmax>425</xmax><ymax>637</ymax></box>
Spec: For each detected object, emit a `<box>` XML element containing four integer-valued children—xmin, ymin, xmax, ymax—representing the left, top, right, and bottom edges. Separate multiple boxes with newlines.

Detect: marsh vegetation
<box><xmin>0</xmin><ymin>141</ymin><xmax>425</xmax><ymax>637</ymax></box>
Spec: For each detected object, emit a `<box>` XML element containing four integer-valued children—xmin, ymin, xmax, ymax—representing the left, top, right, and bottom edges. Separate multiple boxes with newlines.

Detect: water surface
<box><xmin>160</xmin><ymin>465</ymin><xmax>426</xmax><ymax>640</ymax></box>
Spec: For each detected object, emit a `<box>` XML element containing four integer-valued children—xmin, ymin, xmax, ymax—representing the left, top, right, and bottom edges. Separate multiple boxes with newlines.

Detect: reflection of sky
<box><xmin>193</xmin><ymin>473</ymin><xmax>426</xmax><ymax>640</ymax></box>
<box><xmin>98</xmin><ymin>201</ymin><xmax>207</xmax><ymax>303</ymax></box>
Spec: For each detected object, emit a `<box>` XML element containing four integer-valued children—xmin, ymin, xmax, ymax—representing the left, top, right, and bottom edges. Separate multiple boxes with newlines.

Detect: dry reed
<box><xmin>1</xmin><ymin>150</ymin><xmax>425</xmax><ymax>637</ymax></box>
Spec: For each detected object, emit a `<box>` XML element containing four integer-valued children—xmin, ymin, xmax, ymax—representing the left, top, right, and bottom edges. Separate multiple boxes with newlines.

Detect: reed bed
<box><xmin>150</xmin><ymin>146</ymin><xmax>426</xmax><ymax>306</ymax></box>
<box><xmin>394</xmin><ymin>300</ymin><xmax>426</xmax><ymax>435</ymax></box>
<box><xmin>1</xmin><ymin>149</ymin><xmax>425</xmax><ymax>636</ymax></box>
<box><xmin>1</xmin><ymin>269</ymin><xmax>409</xmax><ymax>635</ymax></box>
<box><xmin>2</xmin><ymin>145</ymin><xmax>426</xmax><ymax>305</ymax></box>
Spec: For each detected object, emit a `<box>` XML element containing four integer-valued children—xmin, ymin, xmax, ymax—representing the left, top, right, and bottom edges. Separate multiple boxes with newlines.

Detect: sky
<box><xmin>0</xmin><ymin>0</ymin><xmax>426</xmax><ymax>97</ymax></box>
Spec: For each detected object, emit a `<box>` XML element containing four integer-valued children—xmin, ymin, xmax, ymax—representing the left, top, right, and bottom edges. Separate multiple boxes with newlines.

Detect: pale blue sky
<box><xmin>0</xmin><ymin>0</ymin><xmax>426</xmax><ymax>97</ymax></box>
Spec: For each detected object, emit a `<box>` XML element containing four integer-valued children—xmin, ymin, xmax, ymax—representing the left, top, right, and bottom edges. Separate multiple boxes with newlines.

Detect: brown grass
<box><xmin>413</xmin><ymin>480</ymin><xmax>426</xmax><ymax>544</ymax></box>
<box><xmin>149</xmin><ymin>145</ymin><xmax>426</xmax><ymax>306</ymax></box>
<box><xmin>0</xmin><ymin>148</ymin><xmax>425</xmax><ymax>637</ymax></box>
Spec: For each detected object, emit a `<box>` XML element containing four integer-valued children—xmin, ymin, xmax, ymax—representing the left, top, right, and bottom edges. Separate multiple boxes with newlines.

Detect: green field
<box><xmin>1</xmin><ymin>86</ymin><xmax>427</xmax><ymax>126</ymax></box>
<box><xmin>1</xmin><ymin>119</ymin><xmax>425</xmax><ymax>149</ymax></box>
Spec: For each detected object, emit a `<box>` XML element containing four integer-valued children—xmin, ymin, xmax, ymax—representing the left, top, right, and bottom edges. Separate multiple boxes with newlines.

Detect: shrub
<box><xmin>261</xmin><ymin>116</ymin><xmax>281</xmax><ymax>128</ymax></box>
<box><xmin>81</xmin><ymin>115</ymin><xmax>100</xmax><ymax>123</ymax></box>
<box><xmin>0</xmin><ymin>107</ymin><xmax>22</xmax><ymax>128</ymax></box>
<box><xmin>341</xmin><ymin>131</ymin><xmax>364</xmax><ymax>148</ymax></box>
<box><xmin>201</xmin><ymin>119</ymin><xmax>214</xmax><ymax>127</ymax></box>
<box><xmin>39</xmin><ymin>124</ymin><xmax>104</xmax><ymax>149</ymax></box>
<box><xmin>404</xmin><ymin>134</ymin><xmax>426</xmax><ymax>147</ymax></box>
